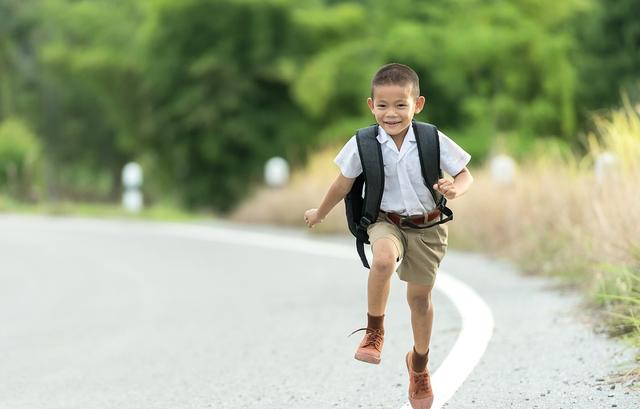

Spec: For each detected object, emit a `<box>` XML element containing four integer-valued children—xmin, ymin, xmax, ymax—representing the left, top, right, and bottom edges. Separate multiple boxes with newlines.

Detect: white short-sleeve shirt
<box><xmin>334</xmin><ymin>126</ymin><xmax>471</xmax><ymax>215</ymax></box>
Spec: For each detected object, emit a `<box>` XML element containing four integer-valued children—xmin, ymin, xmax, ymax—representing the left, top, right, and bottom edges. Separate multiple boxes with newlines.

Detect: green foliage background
<box><xmin>0</xmin><ymin>0</ymin><xmax>638</xmax><ymax>211</ymax></box>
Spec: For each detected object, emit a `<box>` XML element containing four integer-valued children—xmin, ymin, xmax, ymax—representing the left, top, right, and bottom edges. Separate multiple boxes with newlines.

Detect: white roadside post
<box><xmin>594</xmin><ymin>152</ymin><xmax>618</xmax><ymax>185</ymax></box>
<box><xmin>264</xmin><ymin>156</ymin><xmax>289</xmax><ymax>188</ymax></box>
<box><xmin>490</xmin><ymin>154</ymin><xmax>516</xmax><ymax>186</ymax></box>
<box><xmin>122</xmin><ymin>162</ymin><xmax>143</xmax><ymax>213</ymax></box>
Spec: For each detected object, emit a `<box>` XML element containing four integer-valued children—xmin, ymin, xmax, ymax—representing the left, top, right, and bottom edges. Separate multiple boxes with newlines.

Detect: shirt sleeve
<box><xmin>438</xmin><ymin>130</ymin><xmax>471</xmax><ymax>177</ymax></box>
<box><xmin>333</xmin><ymin>135</ymin><xmax>362</xmax><ymax>178</ymax></box>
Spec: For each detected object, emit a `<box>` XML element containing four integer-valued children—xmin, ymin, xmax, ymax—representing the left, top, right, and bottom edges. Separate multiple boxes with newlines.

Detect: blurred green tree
<box><xmin>1</xmin><ymin>0</ymin><xmax>638</xmax><ymax>210</ymax></box>
<box><xmin>0</xmin><ymin>117</ymin><xmax>41</xmax><ymax>199</ymax></box>
<box><xmin>576</xmin><ymin>0</ymin><xmax>640</xmax><ymax>111</ymax></box>
<box><xmin>293</xmin><ymin>0</ymin><xmax>589</xmax><ymax>159</ymax></box>
<box><xmin>33</xmin><ymin>0</ymin><xmax>146</xmax><ymax>200</ymax></box>
<box><xmin>143</xmin><ymin>0</ymin><xmax>313</xmax><ymax>211</ymax></box>
<box><xmin>0</xmin><ymin>0</ymin><xmax>39</xmax><ymax>120</ymax></box>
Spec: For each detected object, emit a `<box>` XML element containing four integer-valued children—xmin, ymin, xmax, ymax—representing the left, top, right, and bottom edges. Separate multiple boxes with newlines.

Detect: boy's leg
<box><xmin>407</xmin><ymin>282</ymin><xmax>434</xmax><ymax>357</ymax></box>
<box><xmin>397</xmin><ymin>225</ymin><xmax>446</xmax><ymax>408</ymax></box>
<box><xmin>368</xmin><ymin>238</ymin><xmax>400</xmax><ymax>315</ymax></box>
<box><xmin>354</xmin><ymin>223</ymin><xmax>403</xmax><ymax>364</ymax></box>
<box><xmin>405</xmin><ymin>282</ymin><xmax>435</xmax><ymax>409</ymax></box>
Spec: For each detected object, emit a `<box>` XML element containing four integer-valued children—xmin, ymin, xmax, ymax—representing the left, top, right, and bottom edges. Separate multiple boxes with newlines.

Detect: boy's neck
<box><xmin>390</xmin><ymin>134</ymin><xmax>404</xmax><ymax>151</ymax></box>
<box><xmin>388</xmin><ymin>127</ymin><xmax>409</xmax><ymax>151</ymax></box>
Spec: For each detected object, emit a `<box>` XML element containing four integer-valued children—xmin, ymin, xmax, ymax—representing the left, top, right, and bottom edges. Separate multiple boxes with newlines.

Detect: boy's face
<box><xmin>367</xmin><ymin>84</ymin><xmax>425</xmax><ymax>138</ymax></box>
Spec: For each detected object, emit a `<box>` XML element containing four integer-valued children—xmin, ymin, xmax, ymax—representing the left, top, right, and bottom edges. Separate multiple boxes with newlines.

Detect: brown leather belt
<box><xmin>381</xmin><ymin>209</ymin><xmax>442</xmax><ymax>228</ymax></box>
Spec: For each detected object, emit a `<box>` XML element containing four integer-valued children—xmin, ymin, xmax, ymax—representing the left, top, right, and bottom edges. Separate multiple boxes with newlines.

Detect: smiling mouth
<box><xmin>384</xmin><ymin>121</ymin><xmax>401</xmax><ymax>126</ymax></box>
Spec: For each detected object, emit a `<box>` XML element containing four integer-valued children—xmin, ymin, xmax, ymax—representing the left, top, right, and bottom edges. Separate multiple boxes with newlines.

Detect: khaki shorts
<box><xmin>367</xmin><ymin>214</ymin><xmax>448</xmax><ymax>286</ymax></box>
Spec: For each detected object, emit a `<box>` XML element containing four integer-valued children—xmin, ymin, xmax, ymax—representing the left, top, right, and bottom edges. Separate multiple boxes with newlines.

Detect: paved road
<box><xmin>0</xmin><ymin>215</ymin><xmax>637</xmax><ymax>408</ymax></box>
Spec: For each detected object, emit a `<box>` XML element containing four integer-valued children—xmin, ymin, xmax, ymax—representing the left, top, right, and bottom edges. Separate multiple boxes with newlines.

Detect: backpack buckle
<box><xmin>358</xmin><ymin>216</ymin><xmax>373</xmax><ymax>230</ymax></box>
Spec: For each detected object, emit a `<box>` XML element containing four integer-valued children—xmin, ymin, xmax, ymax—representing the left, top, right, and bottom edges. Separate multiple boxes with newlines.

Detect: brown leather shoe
<box><xmin>405</xmin><ymin>351</ymin><xmax>434</xmax><ymax>409</ymax></box>
<box><xmin>350</xmin><ymin>328</ymin><xmax>384</xmax><ymax>364</ymax></box>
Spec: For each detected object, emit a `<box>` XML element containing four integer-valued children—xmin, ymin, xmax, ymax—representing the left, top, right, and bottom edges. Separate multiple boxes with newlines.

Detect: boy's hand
<box><xmin>433</xmin><ymin>178</ymin><xmax>458</xmax><ymax>200</ymax></box>
<box><xmin>304</xmin><ymin>208</ymin><xmax>324</xmax><ymax>228</ymax></box>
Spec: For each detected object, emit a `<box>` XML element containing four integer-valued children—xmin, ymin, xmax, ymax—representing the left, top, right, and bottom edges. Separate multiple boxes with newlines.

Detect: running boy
<box><xmin>303</xmin><ymin>63</ymin><xmax>473</xmax><ymax>409</ymax></box>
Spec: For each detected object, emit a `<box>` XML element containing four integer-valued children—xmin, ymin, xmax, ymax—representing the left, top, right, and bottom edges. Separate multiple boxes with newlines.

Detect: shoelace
<box><xmin>348</xmin><ymin>327</ymin><xmax>384</xmax><ymax>350</ymax></box>
<box><xmin>413</xmin><ymin>371</ymin><xmax>432</xmax><ymax>394</ymax></box>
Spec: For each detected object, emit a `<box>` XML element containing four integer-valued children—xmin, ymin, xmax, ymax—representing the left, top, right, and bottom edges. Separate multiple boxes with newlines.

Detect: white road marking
<box><xmin>400</xmin><ymin>273</ymin><xmax>494</xmax><ymax>409</ymax></box>
<box><xmin>3</xmin><ymin>217</ymin><xmax>494</xmax><ymax>408</ymax></box>
<box><xmin>155</xmin><ymin>223</ymin><xmax>495</xmax><ymax>409</ymax></box>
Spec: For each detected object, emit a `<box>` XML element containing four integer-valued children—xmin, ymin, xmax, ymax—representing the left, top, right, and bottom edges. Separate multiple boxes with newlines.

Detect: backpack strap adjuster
<box><xmin>436</xmin><ymin>196</ymin><xmax>447</xmax><ymax>209</ymax></box>
<box><xmin>358</xmin><ymin>216</ymin><xmax>373</xmax><ymax>230</ymax></box>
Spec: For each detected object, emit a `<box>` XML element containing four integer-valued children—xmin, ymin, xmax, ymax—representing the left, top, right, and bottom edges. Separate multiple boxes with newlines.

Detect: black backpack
<box><xmin>344</xmin><ymin>120</ymin><xmax>453</xmax><ymax>268</ymax></box>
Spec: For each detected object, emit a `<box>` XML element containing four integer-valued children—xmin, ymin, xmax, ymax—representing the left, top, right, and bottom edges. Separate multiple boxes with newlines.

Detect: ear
<box><xmin>367</xmin><ymin>97</ymin><xmax>375</xmax><ymax>113</ymax></box>
<box><xmin>414</xmin><ymin>96</ymin><xmax>426</xmax><ymax>114</ymax></box>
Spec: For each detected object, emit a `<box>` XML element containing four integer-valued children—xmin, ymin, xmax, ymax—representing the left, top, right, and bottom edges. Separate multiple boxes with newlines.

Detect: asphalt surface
<box><xmin>0</xmin><ymin>215</ymin><xmax>638</xmax><ymax>408</ymax></box>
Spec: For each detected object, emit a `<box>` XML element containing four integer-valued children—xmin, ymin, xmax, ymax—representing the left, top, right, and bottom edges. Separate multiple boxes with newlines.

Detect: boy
<box><xmin>303</xmin><ymin>63</ymin><xmax>473</xmax><ymax>409</ymax></box>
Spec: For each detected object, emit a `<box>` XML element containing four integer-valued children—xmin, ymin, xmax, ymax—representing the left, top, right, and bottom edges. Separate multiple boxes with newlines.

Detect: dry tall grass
<box><xmin>450</xmin><ymin>162</ymin><xmax>640</xmax><ymax>283</ymax></box>
<box><xmin>450</xmin><ymin>105</ymin><xmax>640</xmax><ymax>373</ymax></box>
<box><xmin>231</xmin><ymin>148</ymin><xmax>349</xmax><ymax>235</ymax></box>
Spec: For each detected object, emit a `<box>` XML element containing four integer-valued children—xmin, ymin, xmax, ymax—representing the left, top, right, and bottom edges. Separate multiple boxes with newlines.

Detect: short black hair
<box><xmin>371</xmin><ymin>63</ymin><xmax>420</xmax><ymax>98</ymax></box>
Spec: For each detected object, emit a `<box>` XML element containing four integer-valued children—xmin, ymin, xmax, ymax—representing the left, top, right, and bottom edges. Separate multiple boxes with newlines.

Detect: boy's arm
<box><xmin>304</xmin><ymin>173</ymin><xmax>355</xmax><ymax>228</ymax></box>
<box><xmin>433</xmin><ymin>167</ymin><xmax>473</xmax><ymax>200</ymax></box>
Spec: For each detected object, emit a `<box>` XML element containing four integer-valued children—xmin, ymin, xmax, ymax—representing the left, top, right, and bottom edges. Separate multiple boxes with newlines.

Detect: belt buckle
<box><xmin>396</xmin><ymin>213</ymin><xmax>424</xmax><ymax>227</ymax></box>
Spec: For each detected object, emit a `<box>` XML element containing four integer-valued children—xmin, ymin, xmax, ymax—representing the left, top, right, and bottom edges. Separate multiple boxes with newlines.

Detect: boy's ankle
<box><xmin>411</xmin><ymin>347</ymin><xmax>429</xmax><ymax>372</ymax></box>
<box><xmin>367</xmin><ymin>313</ymin><xmax>385</xmax><ymax>331</ymax></box>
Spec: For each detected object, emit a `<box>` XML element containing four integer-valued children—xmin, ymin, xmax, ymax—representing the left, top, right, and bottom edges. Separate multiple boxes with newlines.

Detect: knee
<box><xmin>371</xmin><ymin>253</ymin><xmax>396</xmax><ymax>275</ymax></box>
<box><xmin>408</xmin><ymin>294</ymin><xmax>431</xmax><ymax>314</ymax></box>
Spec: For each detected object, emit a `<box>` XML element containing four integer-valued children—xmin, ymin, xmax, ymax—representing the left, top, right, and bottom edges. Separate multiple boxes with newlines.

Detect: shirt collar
<box><xmin>376</xmin><ymin>126</ymin><xmax>390</xmax><ymax>144</ymax></box>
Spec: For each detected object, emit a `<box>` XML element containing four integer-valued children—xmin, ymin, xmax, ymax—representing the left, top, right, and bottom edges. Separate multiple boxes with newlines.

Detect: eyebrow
<box><xmin>375</xmin><ymin>99</ymin><xmax>409</xmax><ymax>103</ymax></box>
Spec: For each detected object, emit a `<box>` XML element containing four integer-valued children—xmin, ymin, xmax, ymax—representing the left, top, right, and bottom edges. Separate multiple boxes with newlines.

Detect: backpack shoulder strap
<box><xmin>353</xmin><ymin>124</ymin><xmax>384</xmax><ymax>268</ymax></box>
<box><xmin>413</xmin><ymin>121</ymin><xmax>444</xmax><ymax>206</ymax></box>
<box><xmin>355</xmin><ymin>124</ymin><xmax>384</xmax><ymax>230</ymax></box>
<box><xmin>413</xmin><ymin>121</ymin><xmax>454</xmax><ymax>225</ymax></box>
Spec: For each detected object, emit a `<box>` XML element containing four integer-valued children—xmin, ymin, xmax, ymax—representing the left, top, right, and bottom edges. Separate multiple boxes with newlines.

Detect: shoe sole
<box><xmin>405</xmin><ymin>352</ymin><xmax>434</xmax><ymax>409</ymax></box>
<box><xmin>354</xmin><ymin>352</ymin><xmax>381</xmax><ymax>364</ymax></box>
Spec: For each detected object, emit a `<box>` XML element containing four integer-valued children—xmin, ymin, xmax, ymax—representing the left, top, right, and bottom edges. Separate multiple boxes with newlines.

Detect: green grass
<box><xmin>0</xmin><ymin>194</ymin><xmax>202</xmax><ymax>222</ymax></box>
<box><xmin>595</xmin><ymin>264</ymin><xmax>640</xmax><ymax>340</ymax></box>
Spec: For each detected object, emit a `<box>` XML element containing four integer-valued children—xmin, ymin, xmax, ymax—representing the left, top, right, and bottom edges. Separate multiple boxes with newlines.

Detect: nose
<box><xmin>385</xmin><ymin>107</ymin><xmax>398</xmax><ymax>117</ymax></box>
